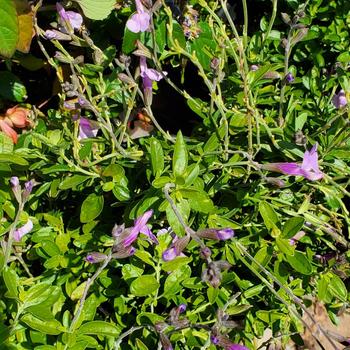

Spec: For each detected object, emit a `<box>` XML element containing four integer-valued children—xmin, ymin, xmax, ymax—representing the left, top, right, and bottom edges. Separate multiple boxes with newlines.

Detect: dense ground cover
<box><xmin>0</xmin><ymin>0</ymin><xmax>350</xmax><ymax>349</ymax></box>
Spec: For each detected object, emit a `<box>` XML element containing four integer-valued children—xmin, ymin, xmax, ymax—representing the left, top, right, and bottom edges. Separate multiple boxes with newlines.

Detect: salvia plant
<box><xmin>0</xmin><ymin>0</ymin><xmax>349</xmax><ymax>349</ymax></box>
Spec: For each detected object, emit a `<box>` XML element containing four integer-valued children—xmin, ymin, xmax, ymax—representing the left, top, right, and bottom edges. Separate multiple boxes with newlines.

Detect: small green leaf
<box><xmin>0</xmin><ymin>153</ymin><xmax>28</xmax><ymax>165</ymax></box>
<box><xmin>59</xmin><ymin>175</ymin><xmax>90</xmax><ymax>190</ymax></box>
<box><xmin>276</xmin><ymin>237</ymin><xmax>295</xmax><ymax>256</ymax></box>
<box><xmin>2</xmin><ymin>267</ymin><xmax>18</xmax><ymax>298</ymax></box>
<box><xmin>74</xmin><ymin>0</ymin><xmax>115</xmax><ymax>20</ymax></box>
<box><xmin>0</xmin><ymin>71</ymin><xmax>27</xmax><ymax>102</ymax></box>
<box><xmin>328</xmin><ymin>274</ymin><xmax>347</xmax><ymax>302</ymax></box>
<box><xmin>150</xmin><ymin>138</ymin><xmax>164</xmax><ymax>178</ymax></box>
<box><xmin>0</xmin><ymin>0</ymin><xmax>19</xmax><ymax>58</ymax></box>
<box><xmin>286</xmin><ymin>251</ymin><xmax>312</xmax><ymax>275</ymax></box>
<box><xmin>21</xmin><ymin>314</ymin><xmax>65</xmax><ymax>335</ymax></box>
<box><xmin>172</xmin><ymin>131</ymin><xmax>188</xmax><ymax>178</ymax></box>
<box><xmin>78</xmin><ymin>321</ymin><xmax>120</xmax><ymax>337</ymax></box>
<box><xmin>130</xmin><ymin>275</ymin><xmax>159</xmax><ymax>296</ymax></box>
<box><xmin>80</xmin><ymin>193</ymin><xmax>104</xmax><ymax>223</ymax></box>
<box><xmin>259</xmin><ymin>201</ymin><xmax>280</xmax><ymax>234</ymax></box>
<box><xmin>282</xmin><ymin>217</ymin><xmax>304</xmax><ymax>239</ymax></box>
<box><xmin>162</xmin><ymin>256</ymin><xmax>192</xmax><ymax>272</ymax></box>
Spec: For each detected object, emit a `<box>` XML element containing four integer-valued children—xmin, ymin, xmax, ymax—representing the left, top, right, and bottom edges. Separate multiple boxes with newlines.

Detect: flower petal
<box><xmin>14</xmin><ymin>219</ymin><xmax>33</xmax><ymax>241</ymax></box>
<box><xmin>78</xmin><ymin>117</ymin><xmax>99</xmax><ymax>140</ymax></box>
<box><xmin>0</xmin><ymin>120</ymin><xmax>18</xmax><ymax>143</ymax></box>
<box><xmin>66</xmin><ymin>11</ymin><xmax>83</xmax><ymax>29</ymax></box>
<box><xmin>126</xmin><ymin>12</ymin><xmax>150</xmax><ymax>33</ymax></box>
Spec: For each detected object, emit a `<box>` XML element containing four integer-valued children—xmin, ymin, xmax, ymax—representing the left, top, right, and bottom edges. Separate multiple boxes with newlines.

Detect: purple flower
<box><xmin>332</xmin><ymin>90</ymin><xmax>347</xmax><ymax>109</ymax></box>
<box><xmin>178</xmin><ymin>304</ymin><xmax>186</xmax><ymax>313</ymax></box>
<box><xmin>78</xmin><ymin>117</ymin><xmax>99</xmax><ymax>140</ymax></box>
<box><xmin>112</xmin><ymin>246</ymin><xmax>136</xmax><ymax>259</ymax></box>
<box><xmin>122</xmin><ymin>210</ymin><xmax>158</xmax><ymax>247</ymax></box>
<box><xmin>286</xmin><ymin>72</ymin><xmax>294</xmax><ymax>83</ymax></box>
<box><xmin>250</xmin><ymin>64</ymin><xmax>259</xmax><ymax>71</ymax></box>
<box><xmin>262</xmin><ymin>144</ymin><xmax>324</xmax><ymax>181</ymax></box>
<box><xmin>56</xmin><ymin>2</ymin><xmax>83</xmax><ymax>30</ymax></box>
<box><xmin>210</xmin><ymin>333</ymin><xmax>249</xmax><ymax>350</ymax></box>
<box><xmin>196</xmin><ymin>228</ymin><xmax>234</xmax><ymax>240</ymax></box>
<box><xmin>162</xmin><ymin>235</ymin><xmax>190</xmax><ymax>261</ymax></box>
<box><xmin>140</xmin><ymin>56</ymin><xmax>166</xmax><ymax>92</ymax></box>
<box><xmin>227</xmin><ymin>345</ymin><xmax>250</xmax><ymax>350</ymax></box>
<box><xmin>86</xmin><ymin>252</ymin><xmax>107</xmax><ymax>263</ymax></box>
<box><xmin>14</xmin><ymin>219</ymin><xmax>33</xmax><ymax>242</ymax></box>
<box><xmin>10</xmin><ymin>177</ymin><xmax>19</xmax><ymax>187</ymax></box>
<box><xmin>126</xmin><ymin>0</ymin><xmax>151</xmax><ymax>33</ymax></box>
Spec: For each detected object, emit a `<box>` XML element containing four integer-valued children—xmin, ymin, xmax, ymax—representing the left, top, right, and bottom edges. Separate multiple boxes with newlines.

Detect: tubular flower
<box><xmin>197</xmin><ymin>228</ymin><xmax>234</xmax><ymax>240</ymax></box>
<box><xmin>261</xmin><ymin>144</ymin><xmax>323</xmax><ymax>181</ymax></box>
<box><xmin>162</xmin><ymin>235</ymin><xmax>190</xmax><ymax>261</ymax></box>
<box><xmin>0</xmin><ymin>106</ymin><xmax>31</xmax><ymax>143</ymax></box>
<box><xmin>140</xmin><ymin>56</ymin><xmax>166</xmax><ymax>92</ymax></box>
<box><xmin>122</xmin><ymin>210</ymin><xmax>158</xmax><ymax>247</ymax></box>
<box><xmin>14</xmin><ymin>219</ymin><xmax>33</xmax><ymax>242</ymax></box>
<box><xmin>126</xmin><ymin>0</ymin><xmax>151</xmax><ymax>33</ymax></box>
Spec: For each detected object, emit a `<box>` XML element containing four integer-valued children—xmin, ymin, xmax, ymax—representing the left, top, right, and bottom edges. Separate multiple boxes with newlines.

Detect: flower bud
<box><xmin>112</xmin><ymin>246</ymin><xmax>136</xmax><ymax>259</ymax></box>
<box><xmin>285</xmin><ymin>72</ymin><xmax>294</xmax><ymax>83</ymax></box>
<box><xmin>264</xmin><ymin>177</ymin><xmax>286</xmax><ymax>188</ymax></box>
<box><xmin>10</xmin><ymin>177</ymin><xmax>22</xmax><ymax>203</ymax></box>
<box><xmin>162</xmin><ymin>235</ymin><xmax>190</xmax><ymax>261</ymax></box>
<box><xmin>196</xmin><ymin>228</ymin><xmax>234</xmax><ymax>240</ymax></box>
<box><xmin>85</xmin><ymin>252</ymin><xmax>107</xmax><ymax>263</ymax></box>
<box><xmin>200</xmin><ymin>246</ymin><xmax>212</xmax><ymax>259</ymax></box>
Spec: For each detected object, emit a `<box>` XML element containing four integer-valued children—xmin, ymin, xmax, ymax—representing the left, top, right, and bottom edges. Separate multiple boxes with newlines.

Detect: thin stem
<box><xmin>263</xmin><ymin>0</ymin><xmax>278</xmax><ymax>45</ymax></box>
<box><xmin>67</xmin><ymin>252</ymin><xmax>113</xmax><ymax>335</ymax></box>
<box><xmin>242</xmin><ymin>0</ymin><xmax>248</xmax><ymax>49</ymax></box>
<box><xmin>114</xmin><ymin>325</ymin><xmax>155</xmax><ymax>349</ymax></box>
<box><xmin>235</xmin><ymin>241</ymin><xmax>339</xmax><ymax>350</ymax></box>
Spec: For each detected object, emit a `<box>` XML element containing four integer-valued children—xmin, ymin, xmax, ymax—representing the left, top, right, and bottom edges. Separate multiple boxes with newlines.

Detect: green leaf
<box><xmin>172</xmin><ymin>130</ymin><xmax>188</xmax><ymax>178</ymax></box>
<box><xmin>122</xmin><ymin>28</ymin><xmax>139</xmax><ymax>54</ymax></box>
<box><xmin>0</xmin><ymin>0</ymin><xmax>19</xmax><ymax>58</ymax></box>
<box><xmin>21</xmin><ymin>314</ymin><xmax>65</xmax><ymax>335</ymax></box>
<box><xmin>276</xmin><ymin>237</ymin><xmax>295</xmax><ymax>256</ymax></box>
<box><xmin>2</xmin><ymin>267</ymin><xmax>18</xmax><ymax>298</ymax></box>
<box><xmin>0</xmin><ymin>153</ymin><xmax>28</xmax><ymax>165</ymax></box>
<box><xmin>166</xmin><ymin>198</ymin><xmax>190</xmax><ymax>236</ymax></box>
<box><xmin>286</xmin><ymin>251</ymin><xmax>312</xmax><ymax>275</ymax></box>
<box><xmin>77</xmin><ymin>321</ymin><xmax>120</xmax><ymax>337</ymax></box>
<box><xmin>80</xmin><ymin>193</ymin><xmax>104</xmax><ymax>223</ymax></box>
<box><xmin>74</xmin><ymin>0</ymin><xmax>115</xmax><ymax>20</ymax></box>
<box><xmin>59</xmin><ymin>175</ymin><xmax>90</xmax><ymax>190</ymax></box>
<box><xmin>328</xmin><ymin>274</ymin><xmax>347</xmax><ymax>302</ymax></box>
<box><xmin>259</xmin><ymin>201</ymin><xmax>280</xmax><ymax>236</ymax></box>
<box><xmin>282</xmin><ymin>217</ymin><xmax>304</xmax><ymax>239</ymax></box>
<box><xmin>253</xmin><ymin>246</ymin><xmax>273</xmax><ymax>270</ymax></box>
<box><xmin>162</xmin><ymin>256</ymin><xmax>192</xmax><ymax>272</ymax></box>
<box><xmin>0</xmin><ymin>71</ymin><xmax>27</xmax><ymax>102</ymax></box>
<box><xmin>150</xmin><ymin>138</ymin><xmax>164</xmax><ymax>178</ymax></box>
<box><xmin>130</xmin><ymin>275</ymin><xmax>159</xmax><ymax>296</ymax></box>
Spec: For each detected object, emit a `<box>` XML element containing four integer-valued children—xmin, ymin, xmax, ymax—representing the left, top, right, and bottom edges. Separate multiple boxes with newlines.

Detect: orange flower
<box><xmin>0</xmin><ymin>106</ymin><xmax>31</xmax><ymax>143</ymax></box>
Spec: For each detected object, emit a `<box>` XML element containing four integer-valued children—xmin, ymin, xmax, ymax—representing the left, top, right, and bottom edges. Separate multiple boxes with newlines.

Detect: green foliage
<box><xmin>0</xmin><ymin>0</ymin><xmax>350</xmax><ymax>349</ymax></box>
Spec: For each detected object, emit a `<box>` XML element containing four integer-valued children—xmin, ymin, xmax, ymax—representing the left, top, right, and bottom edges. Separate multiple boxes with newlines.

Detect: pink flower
<box><xmin>140</xmin><ymin>56</ymin><xmax>166</xmax><ymax>90</ymax></box>
<box><xmin>126</xmin><ymin>0</ymin><xmax>151</xmax><ymax>33</ymax></box>
<box><xmin>123</xmin><ymin>210</ymin><xmax>158</xmax><ymax>247</ymax></box>
<box><xmin>14</xmin><ymin>219</ymin><xmax>33</xmax><ymax>242</ymax></box>
<box><xmin>262</xmin><ymin>144</ymin><xmax>323</xmax><ymax>181</ymax></box>
<box><xmin>56</xmin><ymin>3</ymin><xmax>83</xmax><ymax>30</ymax></box>
<box><xmin>332</xmin><ymin>90</ymin><xmax>347</xmax><ymax>109</ymax></box>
